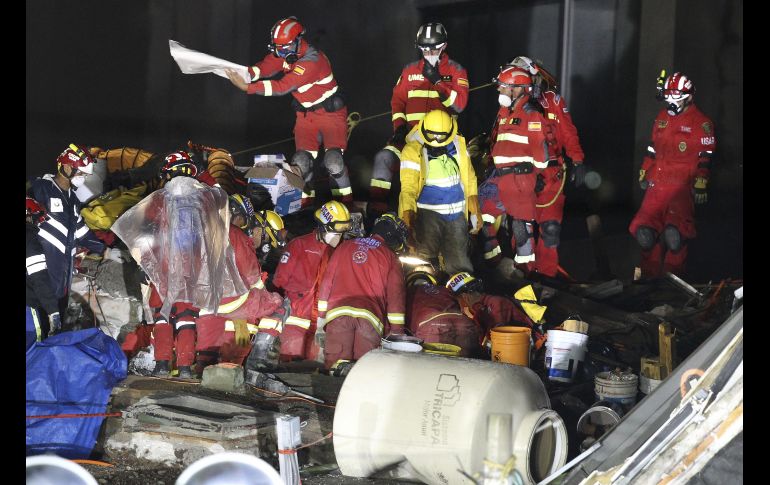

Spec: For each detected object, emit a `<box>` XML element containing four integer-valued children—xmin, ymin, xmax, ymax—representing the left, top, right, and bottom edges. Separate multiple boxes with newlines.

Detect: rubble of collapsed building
<box><xmin>28</xmin><ymin>179</ymin><xmax>742</xmax><ymax>484</ymax></box>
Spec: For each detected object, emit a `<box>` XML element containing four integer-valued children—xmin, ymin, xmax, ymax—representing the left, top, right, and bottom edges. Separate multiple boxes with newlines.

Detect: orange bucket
<box><xmin>490</xmin><ymin>326</ymin><xmax>531</xmax><ymax>366</ymax></box>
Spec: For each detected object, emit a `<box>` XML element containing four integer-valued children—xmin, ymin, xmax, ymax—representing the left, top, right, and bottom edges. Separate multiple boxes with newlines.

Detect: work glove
<box><xmin>48</xmin><ymin>312</ymin><xmax>62</xmax><ymax>337</ymax></box>
<box><xmin>422</xmin><ymin>61</ymin><xmax>442</xmax><ymax>84</ymax></box>
<box><xmin>639</xmin><ymin>169</ymin><xmax>649</xmax><ymax>190</ymax></box>
<box><xmin>467</xmin><ymin>195</ymin><xmax>483</xmax><ymax>235</ymax></box>
<box><xmin>233</xmin><ymin>319</ymin><xmax>251</xmax><ymax>347</ymax></box>
<box><xmin>535</xmin><ymin>173</ymin><xmax>546</xmax><ymax>194</ymax></box>
<box><xmin>571</xmin><ymin>162</ymin><xmax>586</xmax><ymax>188</ymax></box>
<box><xmin>693</xmin><ymin>177</ymin><xmax>708</xmax><ymax>204</ymax></box>
<box><xmin>389</xmin><ymin>124</ymin><xmax>409</xmax><ymax>147</ymax></box>
<box><xmin>314</xmin><ymin>321</ymin><xmax>327</xmax><ymax>364</ymax></box>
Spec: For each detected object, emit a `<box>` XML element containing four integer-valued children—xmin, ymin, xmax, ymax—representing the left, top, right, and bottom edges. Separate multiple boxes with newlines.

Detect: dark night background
<box><xmin>26</xmin><ymin>0</ymin><xmax>742</xmax><ymax>283</ymax></box>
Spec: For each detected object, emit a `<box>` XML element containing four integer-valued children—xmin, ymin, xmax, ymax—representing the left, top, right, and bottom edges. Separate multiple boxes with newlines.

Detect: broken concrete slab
<box><xmin>201</xmin><ymin>364</ymin><xmax>246</xmax><ymax>395</ymax></box>
<box><xmin>105</xmin><ymin>391</ymin><xmax>281</xmax><ymax>466</ymax></box>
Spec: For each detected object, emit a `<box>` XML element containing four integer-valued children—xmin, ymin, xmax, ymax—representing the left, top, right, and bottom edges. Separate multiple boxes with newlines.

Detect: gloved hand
<box><xmin>389</xmin><ymin>124</ymin><xmax>409</xmax><ymax>147</ymax></box>
<box><xmin>639</xmin><ymin>169</ymin><xmax>649</xmax><ymax>190</ymax></box>
<box><xmin>233</xmin><ymin>319</ymin><xmax>251</xmax><ymax>347</ymax></box>
<box><xmin>571</xmin><ymin>162</ymin><xmax>586</xmax><ymax>188</ymax></box>
<box><xmin>467</xmin><ymin>195</ymin><xmax>482</xmax><ymax>235</ymax></box>
<box><xmin>693</xmin><ymin>177</ymin><xmax>708</xmax><ymax>204</ymax></box>
<box><xmin>314</xmin><ymin>323</ymin><xmax>326</xmax><ymax>364</ymax></box>
<box><xmin>535</xmin><ymin>173</ymin><xmax>546</xmax><ymax>193</ymax></box>
<box><xmin>422</xmin><ymin>61</ymin><xmax>442</xmax><ymax>84</ymax></box>
<box><xmin>48</xmin><ymin>312</ymin><xmax>62</xmax><ymax>337</ymax></box>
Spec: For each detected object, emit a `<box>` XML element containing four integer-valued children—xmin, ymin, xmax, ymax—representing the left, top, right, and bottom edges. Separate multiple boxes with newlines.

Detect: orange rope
<box><xmin>247</xmin><ymin>383</ymin><xmax>336</xmax><ymax>409</ymax></box>
<box><xmin>71</xmin><ymin>459</ymin><xmax>114</xmax><ymax>467</ymax></box>
<box><xmin>26</xmin><ymin>412</ymin><xmax>122</xmax><ymax>420</ymax></box>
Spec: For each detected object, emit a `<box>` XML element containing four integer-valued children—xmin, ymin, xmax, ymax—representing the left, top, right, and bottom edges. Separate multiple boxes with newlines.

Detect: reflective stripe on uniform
<box><xmin>370</xmin><ymin>179</ymin><xmax>391</xmax><ymax>189</ymax></box>
<box><xmin>331</xmin><ymin>186</ymin><xmax>353</xmax><ymax>196</ymax></box>
<box><xmin>424</xmin><ymin>175</ymin><xmax>461</xmax><ymax>188</ymax></box>
<box><xmin>326</xmin><ymin>306</ymin><xmax>384</xmax><ymax>335</ymax></box>
<box><xmin>301</xmin><ymin>85</ymin><xmax>338</xmax><ymax>108</ymax></box>
<box><xmin>224</xmin><ymin>320</ymin><xmax>259</xmax><ymax>334</ymax></box>
<box><xmin>37</xmin><ymin>228</ymin><xmax>67</xmax><ymax>254</ymax></box>
<box><xmin>533</xmin><ymin>160</ymin><xmax>549</xmax><ymax>169</ymax></box>
<box><xmin>74</xmin><ymin>224</ymin><xmax>89</xmax><ymax>238</ymax></box>
<box><xmin>484</xmin><ymin>246</ymin><xmax>502</xmax><ymax>260</ymax></box>
<box><xmin>175</xmin><ymin>319</ymin><xmax>196</xmax><ymax>330</ymax></box>
<box><xmin>318</xmin><ymin>300</ymin><xmax>328</xmax><ymax>312</ymax></box>
<box><xmin>30</xmin><ymin>307</ymin><xmax>43</xmax><ymax>342</ymax></box>
<box><xmin>497</xmin><ymin>133</ymin><xmax>529</xmax><ymax>144</ymax></box>
<box><xmin>26</xmin><ymin>255</ymin><xmax>47</xmax><ymax>275</ymax></box>
<box><xmin>302</xmin><ymin>190</ymin><xmax>316</xmax><ymax>199</ymax></box>
<box><xmin>417</xmin><ymin>311</ymin><xmax>464</xmax><ymax>328</ymax></box>
<box><xmin>46</xmin><ymin>218</ymin><xmax>69</xmax><ymax>237</ymax></box>
<box><xmin>416</xmin><ymin>200</ymin><xmax>465</xmax><ymax>215</ymax></box>
<box><xmin>217</xmin><ymin>292</ymin><xmax>249</xmax><ymax>314</ymax></box>
<box><xmin>387</xmin><ymin>313</ymin><xmax>405</xmax><ymax>324</ymax></box>
<box><xmin>514</xmin><ymin>253</ymin><xmax>536</xmax><ymax>264</ymax></box>
<box><xmin>297</xmin><ymin>73</ymin><xmax>335</xmax><ymax>94</ymax></box>
<box><xmin>251</xmin><ymin>280</ymin><xmax>265</xmax><ymax>290</ymax></box>
<box><xmin>258</xmin><ymin>317</ymin><xmax>282</xmax><ymax>331</ymax></box>
<box><xmin>262</xmin><ymin>80</ymin><xmax>273</xmax><ymax>96</ymax></box>
<box><xmin>493</xmin><ymin>156</ymin><xmax>534</xmax><ymax>165</ymax></box>
<box><xmin>441</xmin><ymin>90</ymin><xmax>458</xmax><ymax>107</ymax></box>
<box><xmin>285</xmin><ymin>316</ymin><xmax>311</xmax><ymax>329</ymax></box>
<box><xmin>406</xmin><ymin>113</ymin><xmax>426</xmax><ymax>122</ymax></box>
<box><xmin>400</xmin><ymin>161</ymin><xmax>421</xmax><ymax>171</ymax></box>
<box><xmin>482</xmin><ymin>214</ymin><xmax>497</xmax><ymax>224</ymax></box>
<box><xmin>408</xmin><ymin>90</ymin><xmax>440</xmax><ymax>99</ymax></box>
<box><xmin>392</xmin><ymin>113</ymin><xmax>406</xmax><ymax>122</ymax></box>
<box><xmin>384</xmin><ymin>145</ymin><xmax>402</xmax><ymax>156</ymax></box>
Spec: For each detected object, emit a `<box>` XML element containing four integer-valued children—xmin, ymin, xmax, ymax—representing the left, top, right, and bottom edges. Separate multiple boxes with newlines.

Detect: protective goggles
<box><xmin>417</xmin><ymin>42</ymin><xmax>446</xmax><ymax>53</ymax></box>
<box><xmin>422</xmin><ymin>130</ymin><xmax>449</xmax><ymax>143</ymax></box>
<box><xmin>324</xmin><ymin>220</ymin><xmax>352</xmax><ymax>233</ymax></box>
<box><xmin>662</xmin><ymin>89</ymin><xmax>689</xmax><ymax>100</ymax></box>
<box><xmin>273</xmin><ymin>41</ymin><xmax>298</xmax><ymax>58</ymax></box>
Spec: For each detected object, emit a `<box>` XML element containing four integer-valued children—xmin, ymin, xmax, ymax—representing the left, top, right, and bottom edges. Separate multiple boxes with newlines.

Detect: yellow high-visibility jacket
<box><xmin>81</xmin><ymin>184</ymin><xmax>149</xmax><ymax>231</ymax></box>
<box><xmin>398</xmin><ymin>127</ymin><xmax>478</xmax><ymax>220</ymax></box>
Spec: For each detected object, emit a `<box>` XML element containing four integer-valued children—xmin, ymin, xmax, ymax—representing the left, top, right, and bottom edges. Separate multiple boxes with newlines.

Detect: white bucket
<box><xmin>639</xmin><ymin>375</ymin><xmax>662</xmax><ymax>395</ymax></box>
<box><xmin>594</xmin><ymin>371</ymin><xmax>639</xmax><ymax>407</ymax></box>
<box><xmin>381</xmin><ymin>339</ymin><xmax>422</xmax><ymax>352</ymax></box>
<box><xmin>545</xmin><ymin>329</ymin><xmax>589</xmax><ymax>383</ymax></box>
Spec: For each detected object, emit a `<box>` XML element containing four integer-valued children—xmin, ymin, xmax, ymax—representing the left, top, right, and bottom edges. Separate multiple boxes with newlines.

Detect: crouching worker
<box><xmin>195</xmin><ymin>194</ymin><xmax>289</xmax><ymax>374</ymax></box>
<box><xmin>26</xmin><ymin>197</ymin><xmax>61</xmax><ymax>350</ymax></box>
<box><xmin>315</xmin><ymin>213</ymin><xmax>408</xmax><ymax>376</ymax></box>
<box><xmin>252</xmin><ymin>201</ymin><xmax>352</xmax><ymax>369</ymax></box>
<box><xmin>446</xmin><ymin>272</ymin><xmax>547</xmax><ymax>353</ymax></box>
<box><xmin>406</xmin><ymin>269</ymin><xmax>481</xmax><ymax>357</ymax></box>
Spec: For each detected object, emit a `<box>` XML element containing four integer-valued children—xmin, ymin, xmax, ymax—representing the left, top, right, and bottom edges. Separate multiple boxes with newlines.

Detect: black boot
<box><xmin>246</xmin><ymin>333</ymin><xmax>281</xmax><ymax>371</ymax></box>
<box><xmin>152</xmin><ymin>360</ymin><xmax>170</xmax><ymax>377</ymax></box>
<box><xmin>177</xmin><ymin>365</ymin><xmax>193</xmax><ymax>379</ymax></box>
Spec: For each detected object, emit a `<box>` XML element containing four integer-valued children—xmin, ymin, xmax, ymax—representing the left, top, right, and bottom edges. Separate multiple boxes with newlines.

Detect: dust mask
<box><xmin>498</xmin><ymin>94</ymin><xmax>512</xmax><ymax>107</ymax></box>
<box><xmin>425</xmin><ymin>55</ymin><xmax>440</xmax><ymax>67</ymax></box>
<box><xmin>323</xmin><ymin>232</ymin><xmax>342</xmax><ymax>248</ymax></box>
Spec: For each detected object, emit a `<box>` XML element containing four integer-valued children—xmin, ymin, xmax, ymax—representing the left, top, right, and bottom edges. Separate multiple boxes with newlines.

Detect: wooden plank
<box><xmin>640</xmin><ymin>357</ymin><xmax>665</xmax><ymax>380</ymax></box>
<box><xmin>658</xmin><ymin>322</ymin><xmax>675</xmax><ymax>378</ymax></box>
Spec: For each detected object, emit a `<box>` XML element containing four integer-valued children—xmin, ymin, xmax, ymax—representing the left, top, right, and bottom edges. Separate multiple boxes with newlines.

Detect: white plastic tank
<box><xmin>333</xmin><ymin>349</ymin><xmax>568</xmax><ymax>484</ymax></box>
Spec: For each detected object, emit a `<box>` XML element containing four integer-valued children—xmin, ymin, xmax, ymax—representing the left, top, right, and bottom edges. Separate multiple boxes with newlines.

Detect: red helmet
<box><xmin>56</xmin><ymin>143</ymin><xmax>95</xmax><ymax>175</ymax></box>
<box><xmin>494</xmin><ymin>66</ymin><xmax>532</xmax><ymax>88</ymax></box>
<box><xmin>161</xmin><ymin>151</ymin><xmax>198</xmax><ymax>179</ymax></box>
<box><xmin>269</xmin><ymin>17</ymin><xmax>305</xmax><ymax>60</ymax></box>
<box><xmin>26</xmin><ymin>196</ymin><xmax>48</xmax><ymax>225</ymax></box>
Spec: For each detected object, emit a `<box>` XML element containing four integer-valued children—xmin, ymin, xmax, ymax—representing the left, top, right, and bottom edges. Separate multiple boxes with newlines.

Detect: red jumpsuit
<box><xmin>268</xmin><ymin>232</ymin><xmax>334</xmax><ymax>361</ymax></box>
<box><xmin>629</xmin><ymin>105</ymin><xmax>715</xmax><ymax>277</ymax></box>
<box><xmin>195</xmin><ymin>225</ymin><xmax>283</xmax><ymax>368</ymax></box>
<box><xmin>247</xmin><ymin>42</ymin><xmax>350</xmax><ymax>206</ymax></box>
<box><xmin>317</xmin><ymin>235</ymin><xmax>406</xmax><ymax>368</ymax></box>
<box><xmin>461</xmin><ymin>294</ymin><xmax>539</xmax><ymax>348</ymax></box>
<box><xmin>149</xmin><ymin>285</ymin><xmax>199</xmax><ymax>367</ymax></box>
<box><xmin>407</xmin><ymin>284</ymin><xmax>480</xmax><ymax>357</ymax></box>
<box><xmin>526</xmin><ymin>91</ymin><xmax>584</xmax><ymax>277</ymax></box>
<box><xmin>368</xmin><ymin>55</ymin><xmax>469</xmax><ymax>214</ymax></box>
<box><xmin>479</xmin><ymin>96</ymin><xmax>549</xmax><ymax>265</ymax></box>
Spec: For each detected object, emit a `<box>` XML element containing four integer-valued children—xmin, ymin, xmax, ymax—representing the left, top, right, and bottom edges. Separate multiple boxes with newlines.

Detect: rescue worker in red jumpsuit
<box><xmin>367</xmin><ymin>22</ymin><xmax>469</xmax><ymax>227</ymax></box>
<box><xmin>316</xmin><ymin>213</ymin><xmax>408</xmax><ymax>375</ymax></box>
<box><xmin>446</xmin><ymin>272</ymin><xmax>547</xmax><ymax>353</ymax></box>
<box><xmin>509</xmin><ymin>56</ymin><xmax>586</xmax><ymax>278</ymax></box>
<box><xmin>253</xmin><ymin>201</ymin><xmax>353</xmax><ymax>369</ymax></box>
<box><xmin>226</xmin><ymin>17</ymin><xmax>352</xmax><ymax>208</ymax></box>
<box><xmin>194</xmin><ymin>194</ymin><xmax>287</xmax><ymax>375</ymax></box>
<box><xmin>629</xmin><ymin>72</ymin><xmax>715</xmax><ymax>278</ymax></box>
<box><xmin>478</xmin><ymin>66</ymin><xmax>549</xmax><ymax>268</ymax></box>
<box><xmin>406</xmin><ymin>269</ymin><xmax>481</xmax><ymax>357</ymax></box>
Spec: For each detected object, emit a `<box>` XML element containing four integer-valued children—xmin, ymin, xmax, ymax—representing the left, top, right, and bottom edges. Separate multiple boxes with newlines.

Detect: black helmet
<box><xmin>415</xmin><ymin>22</ymin><xmax>448</xmax><ymax>49</ymax></box>
<box><xmin>371</xmin><ymin>212</ymin><xmax>409</xmax><ymax>253</ymax></box>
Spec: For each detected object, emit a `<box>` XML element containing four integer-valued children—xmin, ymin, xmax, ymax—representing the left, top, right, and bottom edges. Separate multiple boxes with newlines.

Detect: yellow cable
<box><xmin>535</xmin><ymin>164</ymin><xmax>567</xmax><ymax>208</ymax></box>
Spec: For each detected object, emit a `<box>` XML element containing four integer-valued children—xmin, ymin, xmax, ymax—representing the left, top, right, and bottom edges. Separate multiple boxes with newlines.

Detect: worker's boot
<box><xmin>177</xmin><ymin>365</ymin><xmax>193</xmax><ymax>379</ymax></box>
<box><xmin>152</xmin><ymin>360</ymin><xmax>170</xmax><ymax>377</ymax></box>
<box><xmin>246</xmin><ymin>332</ymin><xmax>281</xmax><ymax>372</ymax></box>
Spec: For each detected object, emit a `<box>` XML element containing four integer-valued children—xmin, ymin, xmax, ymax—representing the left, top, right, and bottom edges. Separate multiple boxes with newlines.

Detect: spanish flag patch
<box><xmin>458</xmin><ymin>78</ymin><xmax>469</xmax><ymax>87</ymax></box>
<box><xmin>293</xmin><ymin>65</ymin><xmax>305</xmax><ymax>76</ymax></box>
<box><xmin>528</xmin><ymin>121</ymin><xmax>542</xmax><ymax>131</ymax></box>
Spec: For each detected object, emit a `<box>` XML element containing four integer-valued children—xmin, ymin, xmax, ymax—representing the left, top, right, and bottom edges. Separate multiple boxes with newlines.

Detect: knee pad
<box><xmin>635</xmin><ymin>226</ymin><xmax>657</xmax><ymax>250</ymax></box>
<box><xmin>663</xmin><ymin>225</ymin><xmax>682</xmax><ymax>252</ymax></box>
<box><xmin>290</xmin><ymin>150</ymin><xmax>315</xmax><ymax>181</ymax></box>
<box><xmin>511</xmin><ymin>219</ymin><xmax>533</xmax><ymax>248</ymax></box>
<box><xmin>372</xmin><ymin>149</ymin><xmax>399</xmax><ymax>180</ymax></box>
<box><xmin>323</xmin><ymin>148</ymin><xmax>345</xmax><ymax>178</ymax></box>
<box><xmin>540</xmin><ymin>220</ymin><xmax>561</xmax><ymax>248</ymax></box>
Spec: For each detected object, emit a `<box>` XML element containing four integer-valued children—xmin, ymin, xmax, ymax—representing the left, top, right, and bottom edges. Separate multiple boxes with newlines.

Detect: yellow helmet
<box><xmin>254</xmin><ymin>210</ymin><xmax>287</xmax><ymax>249</ymax></box>
<box><xmin>419</xmin><ymin>110</ymin><xmax>457</xmax><ymax>147</ymax></box>
<box><xmin>314</xmin><ymin>200</ymin><xmax>352</xmax><ymax>233</ymax></box>
<box><xmin>406</xmin><ymin>269</ymin><xmax>438</xmax><ymax>287</ymax></box>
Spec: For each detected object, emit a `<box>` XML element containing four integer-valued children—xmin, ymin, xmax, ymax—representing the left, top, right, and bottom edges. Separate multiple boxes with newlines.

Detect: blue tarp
<box><xmin>26</xmin><ymin>328</ymin><xmax>127</xmax><ymax>459</ymax></box>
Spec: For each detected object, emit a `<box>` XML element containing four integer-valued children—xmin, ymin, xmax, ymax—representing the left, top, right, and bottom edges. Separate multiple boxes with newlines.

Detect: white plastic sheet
<box><xmin>168</xmin><ymin>39</ymin><xmax>250</xmax><ymax>83</ymax></box>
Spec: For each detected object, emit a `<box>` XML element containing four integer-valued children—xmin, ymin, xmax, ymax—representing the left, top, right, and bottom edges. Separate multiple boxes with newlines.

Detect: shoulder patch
<box><xmin>50</xmin><ymin>198</ymin><xmax>63</xmax><ymax>213</ymax></box>
<box><xmin>457</xmin><ymin>78</ymin><xmax>469</xmax><ymax>87</ymax></box>
<box><xmin>292</xmin><ymin>65</ymin><xmax>305</xmax><ymax>76</ymax></box>
<box><xmin>657</xmin><ymin>120</ymin><xmax>668</xmax><ymax>129</ymax></box>
<box><xmin>280</xmin><ymin>252</ymin><xmax>290</xmax><ymax>264</ymax></box>
<box><xmin>554</xmin><ymin>93</ymin><xmax>561</xmax><ymax>104</ymax></box>
<box><xmin>702</xmin><ymin>122</ymin><xmax>712</xmax><ymax>135</ymax></box>
<box><xmin>528</xmin><ymin>121</ymin><xmax>542</xmax><ymax>131</ymax></box>
<box><xmin>352</xmin><ymin>250</ymin><xmax>368</xmax><ymax>264</ymax></box>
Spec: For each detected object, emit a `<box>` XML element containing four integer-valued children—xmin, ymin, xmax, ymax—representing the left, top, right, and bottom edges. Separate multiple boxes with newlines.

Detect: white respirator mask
<box><xmin>424</xmin><ymin>54</ymin><xmax>440</xmax><ymax>67</ymax></box>
<box><xmin>70</xmin><ymin>175</ymin><xmax>87</xmax><ymax>187</ymax></box>
<box><xmin>498</xmin><ymin>94</ymin><xmax>513</xmax><ymax>107</ymax></box>
<box><xmin>323</xmin><ymin>232</ymin><xmax>343</xmax><ymax>248</ymax></box>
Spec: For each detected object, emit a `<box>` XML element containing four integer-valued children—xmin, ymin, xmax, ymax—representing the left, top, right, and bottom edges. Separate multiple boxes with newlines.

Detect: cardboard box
<box><xmin>245</xmin><ymin>158</ymin><xmax>305</xmax><ymax>216</ymax></box>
